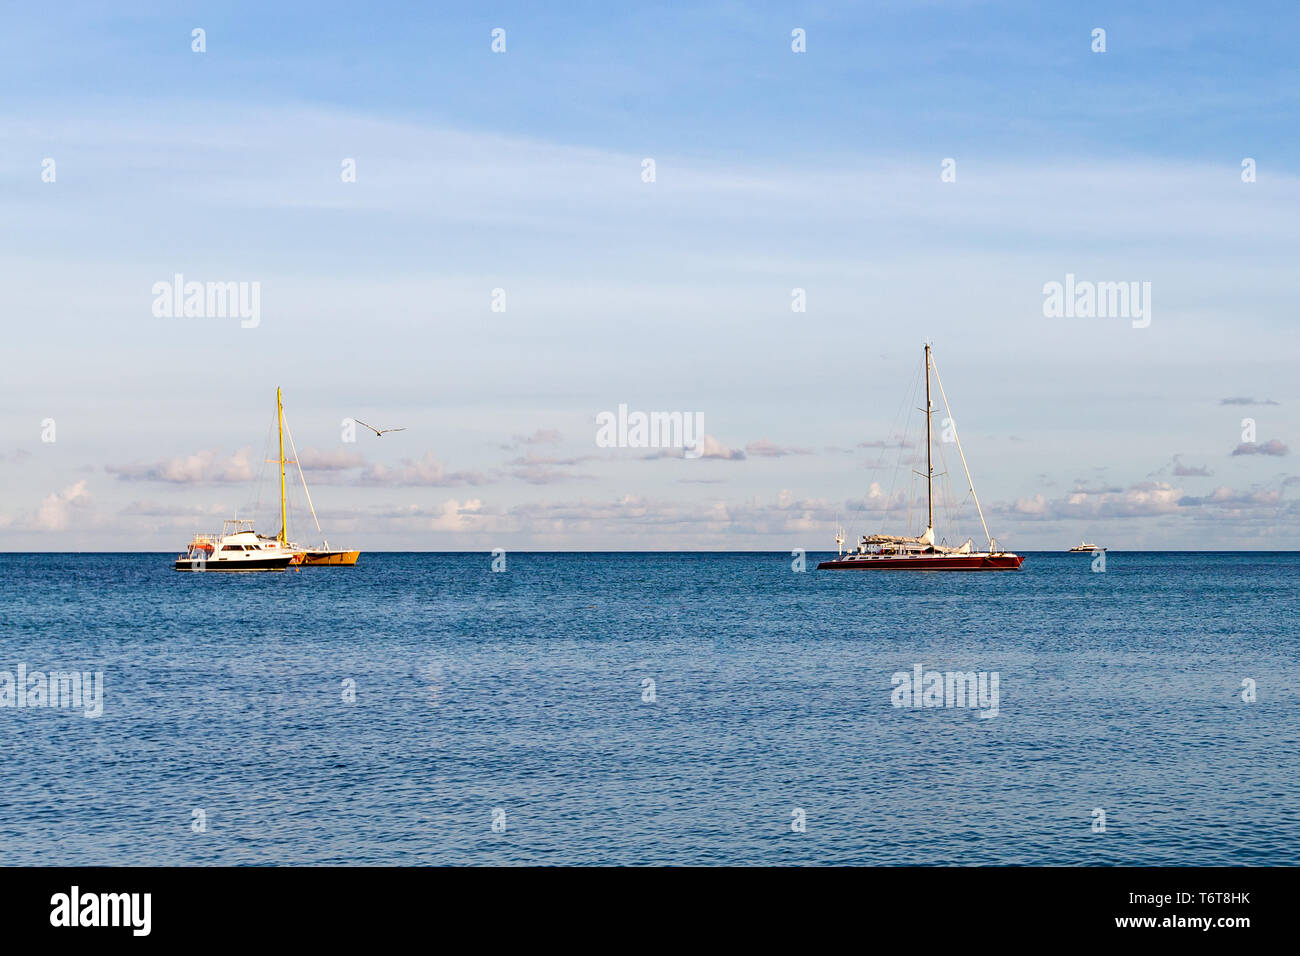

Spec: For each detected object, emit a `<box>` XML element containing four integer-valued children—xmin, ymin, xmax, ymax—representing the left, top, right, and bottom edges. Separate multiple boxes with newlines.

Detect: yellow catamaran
<box><xmin>271</xmin><ymin>387</ymin><xmax>361</xmax><ymax>566</ymax></box>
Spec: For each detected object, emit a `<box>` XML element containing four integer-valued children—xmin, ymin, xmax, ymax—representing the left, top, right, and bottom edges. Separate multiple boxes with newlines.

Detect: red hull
<box><xmin>817</xmin><ymin>554</ymin><xmax>1024</xmax><ymax>571</ymax></box>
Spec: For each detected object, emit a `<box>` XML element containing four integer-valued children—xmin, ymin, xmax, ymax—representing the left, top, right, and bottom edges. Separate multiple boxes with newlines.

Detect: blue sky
<box><xmin>2</xmin><ymin>1</ymin><xmax>1298</xmax><ymax>549</ymax></box>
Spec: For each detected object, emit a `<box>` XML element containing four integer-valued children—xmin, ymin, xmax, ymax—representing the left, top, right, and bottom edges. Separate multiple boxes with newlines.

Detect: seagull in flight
<box><xmin>354</xmin><ymin>418</ymin><xmax>407</xmax><ymax>438</ymax></box>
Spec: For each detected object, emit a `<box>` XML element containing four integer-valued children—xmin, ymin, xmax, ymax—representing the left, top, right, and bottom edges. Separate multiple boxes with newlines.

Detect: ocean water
<box><xmin>0</xmin><ymin>551</ymin><xmax>1296</xmax><ymax>866</ymax></box>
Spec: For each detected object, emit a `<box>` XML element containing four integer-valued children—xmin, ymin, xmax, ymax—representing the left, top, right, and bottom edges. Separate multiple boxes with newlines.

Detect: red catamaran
<box><xmin>818</xmin><ymin>344</ymin><xmax>1024</xmax><ymax>572</ymax></box>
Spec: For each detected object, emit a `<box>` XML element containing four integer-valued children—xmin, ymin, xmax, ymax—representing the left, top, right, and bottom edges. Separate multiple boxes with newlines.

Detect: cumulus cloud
<box><xmin>1068</xmin><ymin>480</ymin><xmax>1124</xmax><ymax>495</ymax></box>
<box><xmin>506</xmin><ymin>453</ymin><xmax>597</xmax><ymax>468</ymax></box>
<box><xmin>745</xmin><ymin>439</ymin><xmax>813</xmax><ymax>457</ymax></box>
<box><xmin>106</xmin><ymin>447</ymin><xmax>255</xmax><ymax>483</ymax></box>
<box><xmin>1172</xmin><ymin>455</ymin><xmax>1212</xmax><ymax>477</ymax></box>
<box><xmin>35</xmin><ymin>481</ymin><xmax>91</xmax><ymax>530</ymax></box>
<box><xmin>429</xmin><ymin>498</ymin><xmax>485</xmax><ymax>532</ymax></box>
<box><xmin>509</xmin><ymin>462</ymin><xmax>598</xmax><ymax>485</ymax></box>
<box><xmin>640</xmin><ymin>435</ymin><xmax>745</xmax><ymax>460</ymax></box>
<box><xmin>998</xmin><ymin>479</ymin><xmax>1290</xmax><ymax>521</ymax></box>
<box><xmin>1231</xmin><ymin>440</ymin><xmax>1289</xmax><ymax>457</ymax></box>
<box><xmin>501</xmin><ymin>429</ymin><xmax>563</xmax><ymax>450</ymax></box>
<box><xmin>374</xmin><ymin>492</ymin><xmax>840</xmax><ymax>539</ymax></box>
<box><xmin>297</xmin><ymin>447</ymin><xmax>366</xmax><ymax>471</ymax></box>
<box><xmin>506</xmin><ymin>492</ymin><xmax>830</xmax><ymax>533</ymax></box>
<box><xmin>118</xmin><ymin>500</ymin><xmax>232</xmax><ymax>524</ymax></box>
<box><xmin>318</xmin><ymin>472</ymin><xmax>1299</xmax><ymax>547</ymax></box>
<box><xmin>360</xmin><ymin>451</ymin><xmax>489</xmax><ymax>486</ymax></box>
<box><xmin>1008</xmin><ymin>494</ymin><xmax>1048</xmax><ymax>516</ymax></box>
<box><xmin>501</xmin><ymin>450</ymin><xmax>601</xmax><ymax>484</ymax></box>
<box><xmin>1060</xmin><ymin>481</ymin><xmax>1186</xmax><ymax>517</ymax></box>
<box><xmin>1177</xmin><ymin>487</ymin><xmax>1281</xmax><ymax>508</ymax></box>
<box><xmin>845</xmin><ymin>481</ymin><xmax>907</xmax><ymax>512</ymax></box>
<box><xmin>701</xmin><ymin>436</ymin><xmax>745</xmax><ymax>460</ymax></box>
<box><xmin>997</xmin><ymin>481</ymin><xmax>1184</xmax><ymax>520</ymax></box>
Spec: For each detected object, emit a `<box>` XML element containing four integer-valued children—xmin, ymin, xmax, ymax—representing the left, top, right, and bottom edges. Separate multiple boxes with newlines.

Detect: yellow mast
<box><xmin>277</xmin><ymin>387</ymin><xmax>288</xmax><ymax>545</ymax></box>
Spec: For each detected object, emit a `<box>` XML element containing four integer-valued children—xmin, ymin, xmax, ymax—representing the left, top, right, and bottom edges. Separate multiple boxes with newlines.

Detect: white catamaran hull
<box><xmin>174</xmin><ymin>555</ymin><xmax>295</xmax><ymax>572</ymax></box>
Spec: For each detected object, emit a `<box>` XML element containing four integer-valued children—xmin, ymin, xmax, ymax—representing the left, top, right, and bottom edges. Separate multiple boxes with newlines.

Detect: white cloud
<box><xmin>298</xmin><ymin>447</ymin><xmax>366</xmax><ymax>471</ymax></box>
<box><xmin>996</xmin><ymin>480</ymin><xmax>1292</xmax><ymax>521</ymax></box>
<box><xmin>502</xmin><ymin>429</ymin><xmax>562</xmax><ymax>449</ymax></box>
<box><xmin>34</xmin><ymin>481</ymin><xmax>91</xmax><ymax>530</ymax></box>
<box><xmin>430</xmin><ymin>499</ymin><xmax>485</xmax><ymax>532</ymax></box>
<box><xmin>360</xmin><ymin>452</ymin><xmax>488</xmax><ymax>487</ymax></box>
<box><xmin>107</xmin><ymin>448</ymin><xmax>254</xmax><ymax>484</ymax></box>
<box><xmin>1232</xmin><ymin>440</ymin><xmax>1289</xmax><ymax>457</ymax></box>
<box><xmin>745</xmin><ymin>439</ymin><xmax>813</xmax><ymax>457</ymax></box>
<box><xmin>641</xmin><ymin>435</ymin><xmax>745</xmax><ymax>461</ymax></box>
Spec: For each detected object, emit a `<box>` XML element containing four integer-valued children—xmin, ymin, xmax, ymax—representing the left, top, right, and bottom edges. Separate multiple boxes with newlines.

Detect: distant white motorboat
<box><xmin>174</xmin><ymin>520</ymin><xmax>299</xmax><ymax>572</ymax></box>
<box><xmin>1067</xmin><ymin>541</ymin><xmax>1106</xmax><ymax>553</ymax></box>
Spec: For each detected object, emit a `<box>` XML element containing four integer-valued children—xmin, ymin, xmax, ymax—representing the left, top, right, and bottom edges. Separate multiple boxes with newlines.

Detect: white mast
<box><xmin>924</xmin><ymin>343</ymin><xmax>934</xmax><ymax>539</ymax></box>
<box><xmin>283</xmin><ymin>414</ymin><xmax>327</xmax><ymax>549</ymax></box>
<box><xmin>929</xmin><ymin>351</ymin><xmax>994</xmax><ymax>551</ymax></box>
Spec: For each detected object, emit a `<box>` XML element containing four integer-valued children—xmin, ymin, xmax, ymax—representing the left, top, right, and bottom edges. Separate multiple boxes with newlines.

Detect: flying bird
<box><xmin>353</xmin><ymin>418</ymin><xmax>407</xmax><ymax>438</ymax></box>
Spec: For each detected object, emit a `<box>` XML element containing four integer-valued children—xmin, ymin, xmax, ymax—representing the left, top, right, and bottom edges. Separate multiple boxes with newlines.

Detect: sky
<box><xmin>2</xmin><ymin>1</ymin><xmax>1298</xmax><ymax>551</ymax></box>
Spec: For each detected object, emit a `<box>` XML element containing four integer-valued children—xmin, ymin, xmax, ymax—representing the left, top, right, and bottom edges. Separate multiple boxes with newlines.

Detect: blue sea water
<box><xmin>0</xmin><ymin>552</ymin><xmax>1296</xmax><ymax>866</ymax></box>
